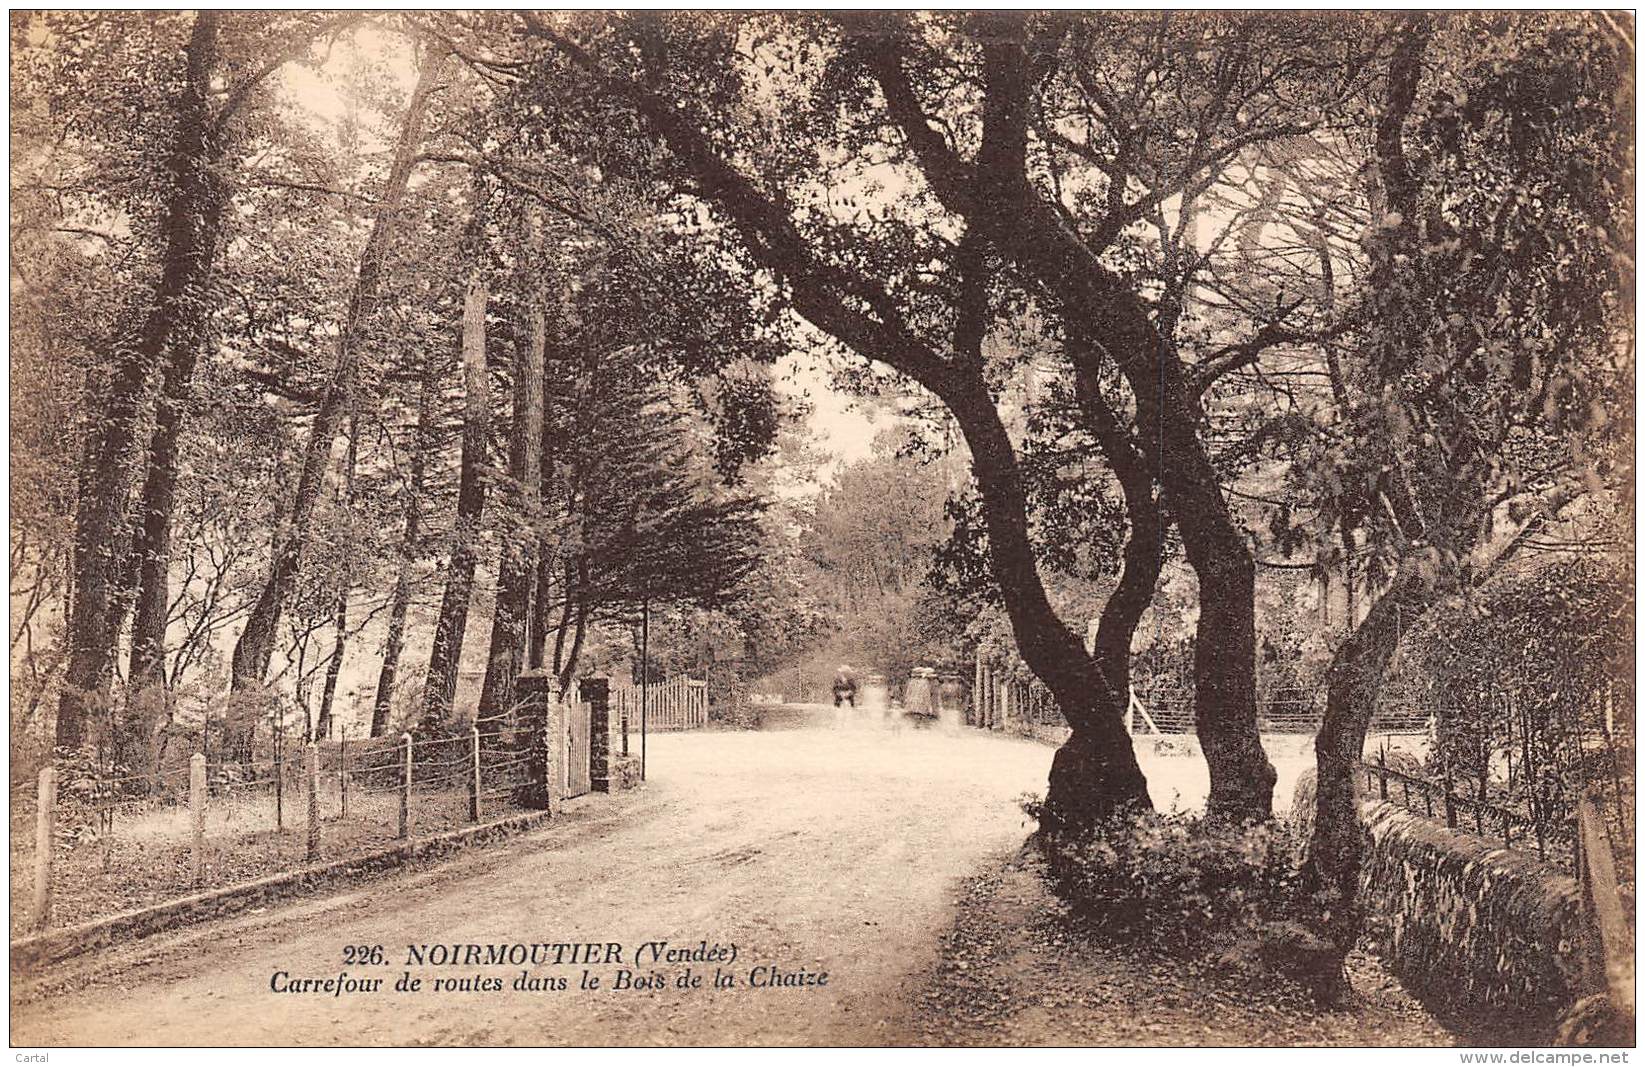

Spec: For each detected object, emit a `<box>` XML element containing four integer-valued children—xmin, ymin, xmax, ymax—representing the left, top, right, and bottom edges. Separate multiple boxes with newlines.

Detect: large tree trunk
<box><xmin>947</xmin><ymin>377</ymin><xmax>1152</xmax><ymax>831</ymax></box>
<box><xmin>421</xmin><ymin>269</ymin><xmax>491</xmax><ymax>724</ymax></box>
<box><xmin>532</xmin><ymin>27</ymin><xmax>1150</xmax><ymax>829</ymax></box>
<box><xmin>230</xmin><ymin>49</ymin><xmax>446</xmax><ymax>692</ymax></box>
<box><xmin>313</xmin><ymin>413</ymin><xmax>360</xmax><ymax>741</ymax></box>
<box><xmin>555</xmin><ymin>576</ymin><xmax>590</xmax><ymax>698</ymax></box>
<box><xmin>863</xmin><ymin>24</ymin><xmax>1274</xmax><ymax>821</ymax></box>
<box><xmin>1005</xmin><ymin>211</ymin><xmax>1274</xmax><ymax>824</ymax></box>
<box><xmin>58</xmin><ymin>12</ymin><xmax>224</xmax><ymax>749</ymax></box>
<box><xmin>1306</xmin><ymin>558</ymin><xmax>1443</xmax><ymax>958</ymax></box>
<box><xmin>370</xmin><ymin>355</ymin><xmax>439</xmax><ymax>737</ymax></box>
<box><xmin>1303</xmin><ymin>14</ymin><xmax>1435</xmax><ymax>984</ymax></box>
<box><xmin>1172</xmin><ymin>469</ymin><xmax>1275</xmax><ymax>821</ymax></box>
<box><xmin>476</xmin><ymin>291</ymin><xmax>547</xmax><ymax>735</ymax></box>
<box><xmin>1002</xmin><ymin>200</ymin><xmax>1272</xmax><ymax>824</ymax></box>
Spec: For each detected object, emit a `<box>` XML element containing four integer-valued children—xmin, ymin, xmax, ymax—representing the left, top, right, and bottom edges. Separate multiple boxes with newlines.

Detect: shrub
<box><xmin>1029</xmin><ymin>797</ymin><xmax>1305</xmax><ymax>958</ymax></box>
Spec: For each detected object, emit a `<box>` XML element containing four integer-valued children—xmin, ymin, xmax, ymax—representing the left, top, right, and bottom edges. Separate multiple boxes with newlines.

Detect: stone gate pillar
<box><xmin>517</xmin><ymin>669</ymin><xmax>554</xmax><ymax>811</ymax></box>
<box><xmin>583</xmin><ymin>677</ymin><xmax>641</xmax><ymax>793</ymax></box>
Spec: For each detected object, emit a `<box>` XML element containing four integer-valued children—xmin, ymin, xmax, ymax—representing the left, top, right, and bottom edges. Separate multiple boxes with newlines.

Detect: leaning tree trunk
<box><xmin>1306</xmin><ymin>559</ymin><xmax>1443</xmax><ymax>974</ymax></box>
<box><xmin>1307</xmin><ymin>477</ymin><xmax>1584</xmax><ymax>979</ymax></box>
<box><xmin>1071</xmin><ymin>395</ymin><xmax>1167</xmax><ymax>830</ymax></box>
<box><xmin>538</xmin><ymin>33</ymin><xmax>1151</xmax><ymax>830</ymax></box>
<box><xmin>1011</xmin><ymin>231</ymin><xmax>1275</xmax><ymax>824</ymax></box>
<box><xmin>1304</xmin><ymin>14</ymin><xmax>1437</xmax><ymax>981</ymax></box>
<box><xmin>554</xmin><ymin>574</ymin><xmax>590</xmax><ymax>698</ymax></box>
<box><xmin>947</xmin><ymin>377</ymin><xmax>1152</xmax><ymax>831</ymax></box>
<box><xmin>421</xmin><ymin>268</ymin><xmax>491</xmax><ymax>724</ymax></box>
<box><xmin>997</xmin><ymin>250</ymin><xmax>1275</xmax><ymax>821</ymax></box>
<box><xmin>58</xmin><ymin>11</ymin><xmax>224</xmax><ymax>749</ymax></box>
<box><xmin>312</xmin><ymin>412</ymin><xmax>360</xmax><ymax>741</ymax></box>
<box><xmin>126</xmin><ymin>149</ymin><xmax>231</xmax><ymax>692</ymax></box>
<box><xmin>962</xmin><ymin>29</ymin><xmax>1274</xmax><ymax>822</ymax></box>
<box><xmin>371</xmin><ymin>568</ymin><xmax>412</xmax><ymax>737</ymax></box>
<box><xmin>476</xmin><ymin>289</ymin><xmax>547</xmax><ymax>736</ymax></box>
<box><xmin>230</xmin><ymin>49</ymin><xmax>447</xmax><ymax>693</ymax></box>
<box><xmin>370</xmin><ymin>351</ymin><xmax>440</xmax><ymax>737</ymax></box>
<box><xmin>314</xmin><ymin>592</ymin><xmax>347</xmax><ymax>741</ymax></box>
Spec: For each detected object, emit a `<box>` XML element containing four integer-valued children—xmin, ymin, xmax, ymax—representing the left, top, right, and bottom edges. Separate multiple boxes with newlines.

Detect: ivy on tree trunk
<box><xmin>421</xmin><ymin>266</ymin><xmax>492</xmax><ymax>724</ymax></box>
<box><xmin>59</xmin><ymin>11</ymin><xmax>224</xmax><ymax>750</ymax></box>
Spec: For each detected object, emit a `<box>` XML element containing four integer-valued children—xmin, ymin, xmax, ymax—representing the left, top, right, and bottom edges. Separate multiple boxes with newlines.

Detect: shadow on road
<box><xmin>746</xmin><ymin>702</ymin><xmax>822</xmax><ymax>731</ymax></box>
<box><xmin>749</xmin><ymin>700</ymin><xmax>956</xmax><ymax>733</ymax></box>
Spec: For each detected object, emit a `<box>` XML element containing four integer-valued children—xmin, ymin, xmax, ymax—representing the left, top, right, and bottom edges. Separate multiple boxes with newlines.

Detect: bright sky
<box><xmin>775</xmin><ymin>350</ymin><xmax>885</xmax><ymax>469</ymax></box>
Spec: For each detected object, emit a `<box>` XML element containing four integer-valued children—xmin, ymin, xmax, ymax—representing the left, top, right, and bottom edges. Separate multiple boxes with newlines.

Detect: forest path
<box><xmin>12</xmin><ymin>704</ymin><xmax>1060</xmax><ymax>1046</ymax></box>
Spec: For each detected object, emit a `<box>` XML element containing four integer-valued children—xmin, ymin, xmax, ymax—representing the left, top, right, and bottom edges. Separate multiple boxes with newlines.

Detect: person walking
<box><xmin>831</xmin><ymin>665</ymin><xmax>858</xmax><ymax>708</ymax></box>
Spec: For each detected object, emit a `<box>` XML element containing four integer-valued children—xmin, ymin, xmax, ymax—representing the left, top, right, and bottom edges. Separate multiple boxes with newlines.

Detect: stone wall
<box><xmin>1356</xmin><ymin>798</ymin><xmax>1594</xmax><ymax>1037</ymax></box>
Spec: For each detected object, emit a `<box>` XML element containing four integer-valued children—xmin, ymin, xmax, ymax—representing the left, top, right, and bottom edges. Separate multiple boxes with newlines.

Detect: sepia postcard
<box><xmin>7</xmin><ymin>8</ymin><xmax>1636</xmax><ymax>1053</ymax></box>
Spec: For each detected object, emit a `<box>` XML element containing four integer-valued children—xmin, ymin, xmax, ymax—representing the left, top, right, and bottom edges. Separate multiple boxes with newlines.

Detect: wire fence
<box><xmin>969</xmin><ymin>654</ymin><xmax>1431</xmax><ymax>739</ymax></box>
<box><xmin>966</xmin><ymin>652</ymin><xmax>1633</xmax><ymax>879</ymax></box>
<box><xmin>1362</xmin><ymin>679</ymin><xmax>1635</xmax><ymax>887</ymax></box>
<box><xmin>11</xmin><ymin>725</ymin><xmax>550</xmax><ymax>939</ymax></box>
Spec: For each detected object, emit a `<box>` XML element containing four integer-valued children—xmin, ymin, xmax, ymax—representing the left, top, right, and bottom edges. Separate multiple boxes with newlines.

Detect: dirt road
<box><xmin>13</xmin><ymin>705</ymin><xmax>1065</xmax><ymax>1046</ymax></box>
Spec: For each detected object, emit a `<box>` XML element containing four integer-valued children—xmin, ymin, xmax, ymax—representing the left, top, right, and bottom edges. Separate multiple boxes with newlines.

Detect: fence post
<box><xmin>274</xmin><ymin>733</ymin><xmax>284</xmax><ymax>832</ymax></box>
<box><xmin>1375</xmin><ymin>750</ymin><xmax>1389</xmax><ymax>801</ymax></box>
<box><xmin>33</xmin><ymin>766</ymin><xmax>57</xmax><ymax>931</ymax></box>
<box><xmin>340</xmin><ymin>726</ymin><xmax>349</xmax><ymax>819</ymax></box>
<box><xmin>973</xmin><ymin>650</ymin><xmax>984</xmax><ymax>727</ymax></box>
<box><xmin>189</xmin><ymin>753</ymin><xmax>206</xmax><ymax>888</ymax></box>
<box><xmin>398</xmin><ymin>732</ymin><xmax>413</xmax><ymax>840</ymax></box>
<box><xmin>305</xmin><ymin>742</ymin><xmax>320</xmax><ymax>861</ymax></box>
<box><xmin>551</xmin><ymin>701</ymin><xmax>567</xmax><ymax>814</ymax></box>
<box><xmin>469</xmin><ymin>724</ymin><xmax>482</xmax><ymax>823</ymax></box>
<box><xmin>1576</xmin><ymin>793</ymin><xmax>1633</xmax><ymax>1018</ymax></box>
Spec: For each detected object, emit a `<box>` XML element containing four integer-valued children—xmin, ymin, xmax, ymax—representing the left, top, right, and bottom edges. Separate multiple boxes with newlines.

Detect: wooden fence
<box><xmin>611</xmin><ymin>677</ymin><xmax>709</xmax><ymax>732</ymax></box>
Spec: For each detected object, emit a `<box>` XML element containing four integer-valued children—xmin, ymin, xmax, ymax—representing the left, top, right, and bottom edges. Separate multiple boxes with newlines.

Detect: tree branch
<box><xmin>521</xmin><ymin>13</ymin><xmax>961</xmax><ymax>395</ymax></box>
